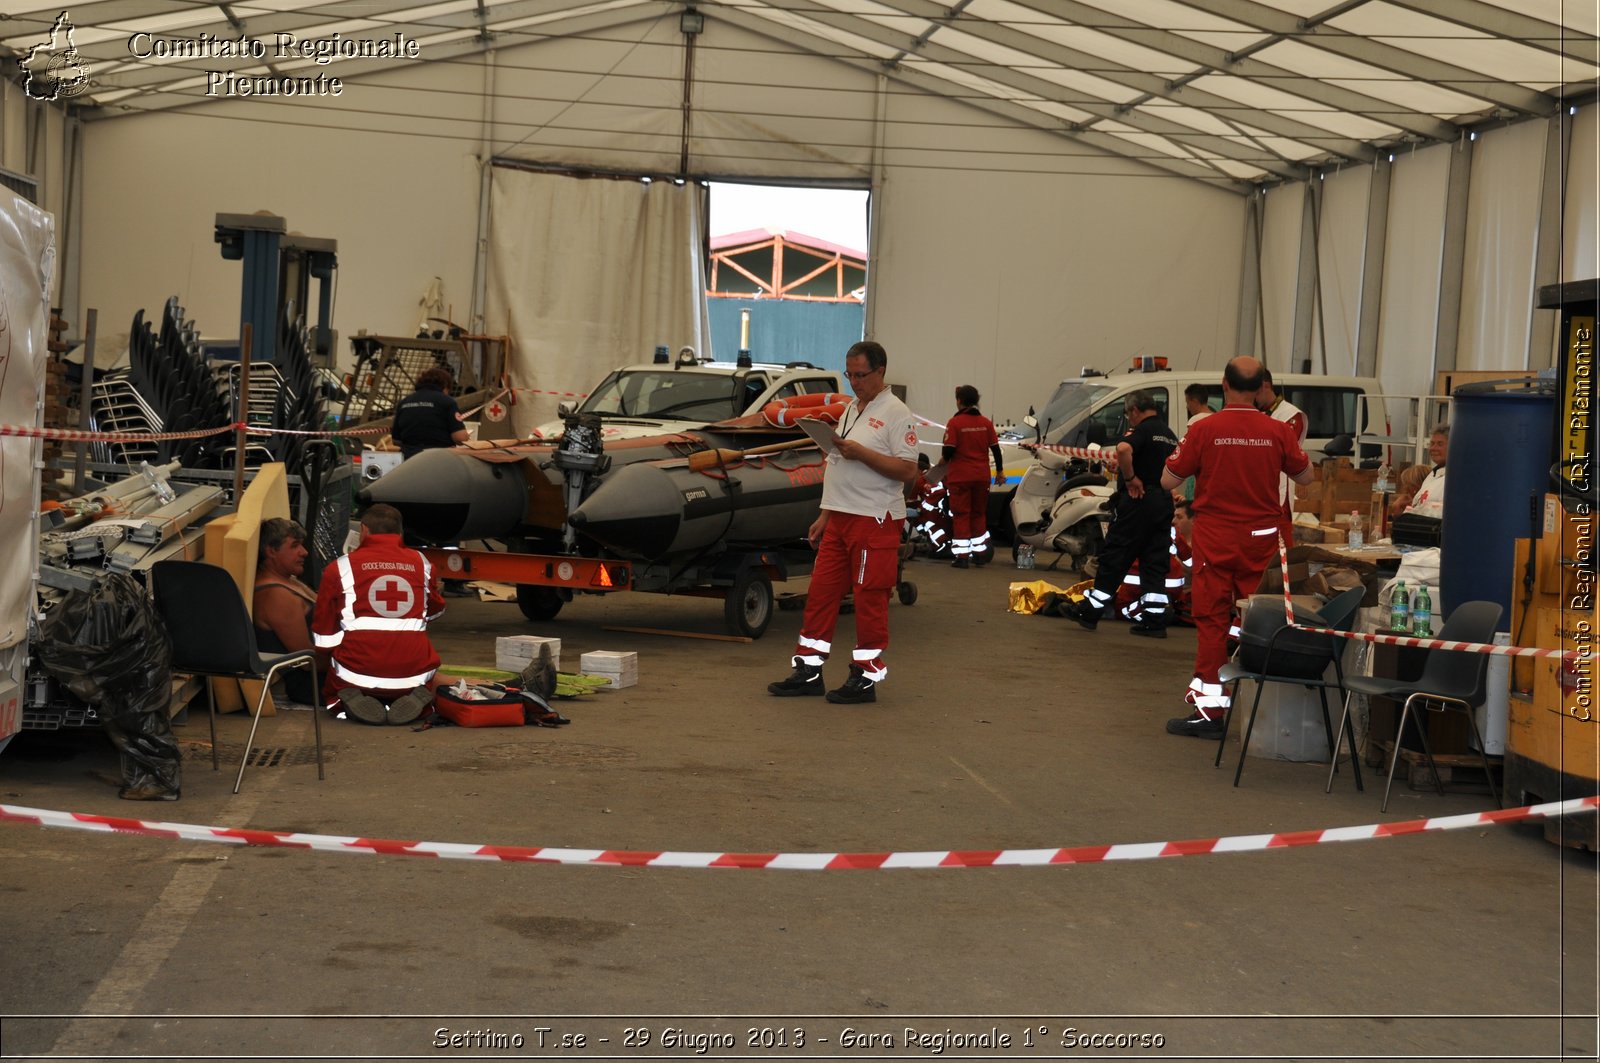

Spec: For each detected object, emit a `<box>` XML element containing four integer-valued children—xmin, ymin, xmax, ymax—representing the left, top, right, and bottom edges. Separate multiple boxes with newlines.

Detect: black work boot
<box><xmin>1065</xmin><ymin>599</ymin><xmax>1100</xmax><ymax>631</ymax></box>
<box><xmin>825</xmin><ymin>665</ymin><xmax>877</xmax><ymax>704</ymax></box>
<box><xmin>1129</xmin><ymin>618</ymin><xmax>1168</xmax><ymax>639</ymax></box>
<box><xmin>768</xmin><ymin>660</ymin><xmax>825</xmax><ymax>697</ymax></box>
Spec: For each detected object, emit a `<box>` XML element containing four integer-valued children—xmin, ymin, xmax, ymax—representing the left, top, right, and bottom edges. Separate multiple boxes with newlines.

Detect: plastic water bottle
<box><xmin>1411</xmin><ymin>585</ymin><xmax>1432</xmax><ymax>638</ymax></box>
<box><xmin>1375</xmin><ymin>460</ymin><xmax>1394</xmax><ymax>494</ymax></box>
<box><xmin>1016</xmin><ymin>543</ymin><xmax>1036</xmax><ymax>570</ymax></box>
<box><xmin>1390</xmin><ymin>580</ymin><xmax>1409</xmax><ymax>633</ymax></box>
<box><xmin>1348</xmin><ymin>509</ymin><xmax>1364</xmax><ymax>549</ymax></box>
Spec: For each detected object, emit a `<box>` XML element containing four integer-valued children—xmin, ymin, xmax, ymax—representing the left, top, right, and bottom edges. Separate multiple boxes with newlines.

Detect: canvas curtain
<box><xmin>484</xmin><ymin>166</ymin><xmax>708</xmax><ymax>435</ymax></box>
<box><xmin>0</xmin><ymin>189</ymin><xmax>54</xmax><ymax>652</ymax></box>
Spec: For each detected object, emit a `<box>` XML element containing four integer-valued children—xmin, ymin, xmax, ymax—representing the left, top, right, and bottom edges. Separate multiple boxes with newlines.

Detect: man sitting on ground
<box><xmin>312</xmin><ymin>504</ymin><xmax>458</xmax><ymax>725</ymax></box>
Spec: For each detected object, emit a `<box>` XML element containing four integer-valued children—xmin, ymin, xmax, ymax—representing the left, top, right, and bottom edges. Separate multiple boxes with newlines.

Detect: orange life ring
<box><xmin>762</xmin><ymin>392</ymin><xmax>851</xmax><ymax>427</ymax></box>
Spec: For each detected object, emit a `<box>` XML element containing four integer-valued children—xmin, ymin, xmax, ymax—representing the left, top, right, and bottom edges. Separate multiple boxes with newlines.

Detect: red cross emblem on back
<box><xmin>487</xmin><ymin>402</ymin><xmax>506</xmax><ymax>420</ymax></box>
<box><xmin>369</xmin><ymin>574</ymin><xmax>415</xmax><ymax>617</ymax></box>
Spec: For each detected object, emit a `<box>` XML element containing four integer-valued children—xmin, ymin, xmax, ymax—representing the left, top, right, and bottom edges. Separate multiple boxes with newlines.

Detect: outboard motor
<box><xmin>553</xmin><ymin>413</ymin><xmax>610</xmax><ymax>552</ymax></box>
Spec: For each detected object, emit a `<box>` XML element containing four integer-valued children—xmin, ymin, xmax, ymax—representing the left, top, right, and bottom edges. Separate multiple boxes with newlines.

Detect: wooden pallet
<box><xmin>1369</xmin><ymin>739</ymin><xmax>1503</xmax><ymax>793</ymax></box>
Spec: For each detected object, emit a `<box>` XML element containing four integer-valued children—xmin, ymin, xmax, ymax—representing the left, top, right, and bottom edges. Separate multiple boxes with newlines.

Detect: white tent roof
<box><xmin>2</xmin><ymin>0</ymin><xmax>1595</xmax><ymax>190</ymax></box>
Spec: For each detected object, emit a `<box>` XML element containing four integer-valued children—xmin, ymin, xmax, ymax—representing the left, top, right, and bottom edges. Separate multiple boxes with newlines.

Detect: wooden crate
<box><xmin>1369</xmin><ymin>739</ymin><xmax>1503</xmax><ymax>794</ymax></box>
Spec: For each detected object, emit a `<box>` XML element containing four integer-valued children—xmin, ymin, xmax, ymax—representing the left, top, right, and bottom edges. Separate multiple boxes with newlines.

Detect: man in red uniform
<box><xmin>312</xmin><ymin>503</ymin><xmax>446</xmax><ymax>725</ymax></box>
<box><xmin>768</xmin><ymin>340</ymin><xmax>920</xmax><ymax>704</ymax></box>
<box><xmin>1159</xmin><ymin>357</ymin><xmax>1313</xmax><ymax>738</ymax></box>
<box><xmin>942</xmin><ymin>385</ymin><xmax>1005</xmax><ymax>568</ymax></box>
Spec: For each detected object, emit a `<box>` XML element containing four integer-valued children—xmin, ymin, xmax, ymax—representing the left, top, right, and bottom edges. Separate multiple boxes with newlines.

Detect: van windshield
<box><xmin>1002</xmin><ymin>381</ymin><xmax>1116</xmax><ymax>442</ymax></box>
<box><xmin>581</xmin><ymin>370</ymin><xmax>745</xmax><ymax>422</ymax></box>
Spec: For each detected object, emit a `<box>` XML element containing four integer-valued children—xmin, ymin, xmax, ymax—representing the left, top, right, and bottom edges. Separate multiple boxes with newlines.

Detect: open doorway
<box><xmin>706</xmin><ymin>182</ymin><xmax>869</xmax><ymax>372</ymax></box>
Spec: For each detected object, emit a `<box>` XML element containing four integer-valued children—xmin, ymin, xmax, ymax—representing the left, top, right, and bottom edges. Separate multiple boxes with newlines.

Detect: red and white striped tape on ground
<box><xmin>1</xmin><ymin>797</ymin><xmax>1594</xmax><ymax>870</ymax></box>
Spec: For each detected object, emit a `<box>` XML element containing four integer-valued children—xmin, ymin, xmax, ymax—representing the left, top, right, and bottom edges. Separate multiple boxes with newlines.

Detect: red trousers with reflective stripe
<box><xmin>946</xmin><ymin>480</ymin><xmax>988</xmax><ymax>551</ymax></box>
<box><xmin>795</xmin><ymin>511</ymin><xmax>901</xmax><ymax>669</ymax></box>
<box><xmin>1190</xmin><ymin>519</ymin><xmax>1279</xmax><ymax>687</ymax></box>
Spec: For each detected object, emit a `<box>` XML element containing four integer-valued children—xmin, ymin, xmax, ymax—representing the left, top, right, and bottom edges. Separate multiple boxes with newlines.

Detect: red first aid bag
<box><xmin>432</xmin><ymin>686</ymin><xmax>525</xmax><ymax>727</ymax></box>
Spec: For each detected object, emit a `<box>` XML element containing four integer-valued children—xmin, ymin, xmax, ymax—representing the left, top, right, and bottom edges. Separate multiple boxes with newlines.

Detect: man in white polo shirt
<box><xmin>768</xmin><ymin>340</ymin><xmax>920</xmax><ymax>704</ymax></box>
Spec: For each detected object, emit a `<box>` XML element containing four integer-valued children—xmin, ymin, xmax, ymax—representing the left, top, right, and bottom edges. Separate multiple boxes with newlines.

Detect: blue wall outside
<box><xmin>708</xmin><ymin>299</ymin><xmax>864</xmax><ymax>373</ymax></box>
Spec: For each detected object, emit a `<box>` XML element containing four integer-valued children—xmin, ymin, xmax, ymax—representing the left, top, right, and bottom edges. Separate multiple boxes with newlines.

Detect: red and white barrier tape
<box><xmin>1</xmin><ymin>423</ymin><xmax>237</xmax><ymax>443</ymax></box>
<box><xmin>1021</xmin><ymin>441</ymin><xmax>1111</xmax><ymax>462</ymax></box>
<box><xmin>2</xmin><ymin>796</ymin><xmax>1594</xmax><ymax>869</ymax></box>
<box><xmin>1</xmin><ymin>422</ymin><xmax>391</xmax><ymax>443</ymax></box>
<box><xmin>510</xmin><ymin>385</ymin><xmax>589</xmax><ymax>400</ymax></box>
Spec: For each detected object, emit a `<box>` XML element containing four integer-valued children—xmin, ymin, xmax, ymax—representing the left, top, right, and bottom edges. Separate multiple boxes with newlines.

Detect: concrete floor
<box><xmin>0</xmin><ymin>556</ymin><xmax>1595</xmax><ymax>1061</ymax></box>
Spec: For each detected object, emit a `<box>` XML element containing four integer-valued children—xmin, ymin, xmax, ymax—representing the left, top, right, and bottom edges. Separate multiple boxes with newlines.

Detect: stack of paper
<box><xmin>580</xmin><ymin>650</ymin><xmax>638</xmax><ymax>689</ymax></box>
<box><xmin>495</xmin><ymin>634</ymin><xmax>561</xmax><ymax>674</ymax></box>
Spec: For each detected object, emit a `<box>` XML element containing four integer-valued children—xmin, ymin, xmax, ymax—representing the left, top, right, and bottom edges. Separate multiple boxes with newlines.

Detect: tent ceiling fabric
<box><xmin>2</xmin><ymin>0</ymin><xmax>1594</xmax><ymax>191</ymax></box>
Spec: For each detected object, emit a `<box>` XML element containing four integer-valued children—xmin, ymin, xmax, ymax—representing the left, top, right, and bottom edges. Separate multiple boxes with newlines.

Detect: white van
<box><xmin>968</xmin><ymin>363</ymin><xmax>1383</xmax><ymax>530</ymax></box>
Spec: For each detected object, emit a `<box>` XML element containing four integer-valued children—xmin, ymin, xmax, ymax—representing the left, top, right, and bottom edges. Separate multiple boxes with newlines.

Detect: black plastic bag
<box><xmin>35</xmin><ymin>573</ymin><xmax>182</xmax><ymax>800</ymax></box>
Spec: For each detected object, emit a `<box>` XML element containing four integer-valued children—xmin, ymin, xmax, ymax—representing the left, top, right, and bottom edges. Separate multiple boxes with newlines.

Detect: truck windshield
<box><xmin>580</xmin><ymin>370</ymin><xmax>743</xmax><ymax>422</ymax></box>
<box><xmin>1001</xmin><ymin>381</ymin><xmax>1116</xmax><ymax>442</ymax></box>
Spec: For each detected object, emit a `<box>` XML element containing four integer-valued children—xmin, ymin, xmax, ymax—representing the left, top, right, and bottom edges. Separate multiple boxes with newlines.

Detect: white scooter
<box><xmin>1008</xmin><ymin>445</ymin><xmax>1116</xmax><ymax>573</ymax></box>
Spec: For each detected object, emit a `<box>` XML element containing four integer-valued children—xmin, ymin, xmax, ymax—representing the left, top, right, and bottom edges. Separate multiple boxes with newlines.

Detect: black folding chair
<box><xmin>1330</xmin><ymin>600</ymin><xmax>1503</xmax><ymax>813</ymax></box>
<box><xmin>1216</xmin><ymin>587</ymin><xmax>1367</xmax><ymax>789</ymax></box>
<box><xmin>151</xmin><ymin>560</ymin><xmax>323</xmax><ymax>794</ymax></box>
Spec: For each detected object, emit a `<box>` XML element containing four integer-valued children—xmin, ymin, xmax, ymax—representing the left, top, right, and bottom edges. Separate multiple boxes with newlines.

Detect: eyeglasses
<box><xmin>846</xmin><ymin>367</ymin><xmax>882</xmax><ymax>382</ymax></box>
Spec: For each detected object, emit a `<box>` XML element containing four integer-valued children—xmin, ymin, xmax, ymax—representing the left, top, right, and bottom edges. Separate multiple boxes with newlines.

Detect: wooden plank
<box><xmin>602</xmin><ymin>625</ymin><xmax>753</xmax><ymax>644</ymax></box>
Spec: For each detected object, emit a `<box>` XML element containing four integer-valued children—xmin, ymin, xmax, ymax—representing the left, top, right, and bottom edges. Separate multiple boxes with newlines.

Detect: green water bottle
<box><xmin>1390</xmin><ymin>580</ymin><xmax>1409</xmax><ymax>632</ymax></box>
<box><xmin>1411</xmin><ymin>584</ymin><xmax>1432</xmax><ymax>638</ymax></box>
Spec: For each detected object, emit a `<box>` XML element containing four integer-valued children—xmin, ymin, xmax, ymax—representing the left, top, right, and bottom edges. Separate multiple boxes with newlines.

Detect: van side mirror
<box><xmin>557</xmin><ymin>401</ymin><xmax>575</xmax><ymax>418</ymax></box>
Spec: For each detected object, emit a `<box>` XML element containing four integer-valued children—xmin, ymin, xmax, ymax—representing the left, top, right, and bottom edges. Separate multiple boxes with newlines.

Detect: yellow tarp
<box><xmin>1007</xmin><ymin>578</ymin><xmax>1092</xmax><ymax>614</ymax></box>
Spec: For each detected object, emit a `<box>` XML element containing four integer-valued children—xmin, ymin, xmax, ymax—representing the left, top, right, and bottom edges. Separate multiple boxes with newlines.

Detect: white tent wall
<box><xmin>871</xmin><ymin>162</ymin><xmax>1245</xmax><ymax>426</ymax></box>
<box><xmin>1563</xmin><ymin>103</ymin><xmax>1600</xmax><ymax>293</ymax></box>
<box><xmin>1375</xmin><ymin>141</ymin><xmax>1451</xmax><ymax>405</ymax></box>
<box><xmin>77</xmin><ymin>59</ymin><xmax>487</xmax><ymax>359</ymax></box>
<box><xmin>1311</xmin><ymin>165</ymin><xmax>1370</xmax><ymax>378</ymax></box>
<box><xmin>1257</xmin><ymin>182</ymin><xmax>1303</xmax><ymax>371</ymax></box>
<box><xmin>1457</xmin><ymin>119</ymin><xmax>1545</xmax><ymax>374</ymax></box>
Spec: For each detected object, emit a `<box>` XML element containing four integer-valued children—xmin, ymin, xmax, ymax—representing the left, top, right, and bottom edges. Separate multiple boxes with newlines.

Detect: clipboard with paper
<box><xmin>797</xmin><ymin>417</ymin><xmax>842</xmax><ymax>455</ymax></box>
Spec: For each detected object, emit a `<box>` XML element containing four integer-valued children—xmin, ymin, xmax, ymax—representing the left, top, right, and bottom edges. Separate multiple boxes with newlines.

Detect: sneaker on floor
<box><xmin>517</xmin><ymin>643</ymin><xmax>557</xmax><ymax>701</ymax></box>
<box><xmin>1166</xmin><ymin>710</ymin><xmax>1225</xmax><ymax>738</ymax></box>
<box><xmin>386</xmin><ymin>686</ymin><xmax>434</xmax><ymax>725</ymax></box>
<box><xmin>338</xmin><ymin>687</ymin><xmax>387</xmax><ymax>726</ymax></box>
<box><xmin>1129</xmin><ymin>619</ymin><xmax>1167</xmax><ymax>639</ymax></box>
<box><xmin>826</xmin><ymin>667</ymin><xmax>877</xmax><ymax>704</ymax></box>
<box><xmin>768</xmin><ymin>661</ymin><xmax>824</xmax><ymax>697</ymax></box>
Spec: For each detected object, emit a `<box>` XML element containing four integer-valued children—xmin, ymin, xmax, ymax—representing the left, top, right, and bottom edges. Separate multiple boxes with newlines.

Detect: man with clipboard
<box><xmin>768</xmin><ymin>341</ymin><xmax>921</xmax><ymax>704</ymax></box>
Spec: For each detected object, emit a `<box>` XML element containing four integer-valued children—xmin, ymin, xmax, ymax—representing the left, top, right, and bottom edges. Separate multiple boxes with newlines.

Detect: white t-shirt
<box><xmin>821</xmin><ymin>390</ymin><xmax>919</xmax><ymax>520</ymax></box>
<box><xmin>1270</xmin><ymin>398</ymin><xmax>1307</xmax><ymax>510</ymax></box>
<box><xmin>1406</xmin><ymin>466</ymin><xmax>1446</xmax><ymax>518</ymax></box>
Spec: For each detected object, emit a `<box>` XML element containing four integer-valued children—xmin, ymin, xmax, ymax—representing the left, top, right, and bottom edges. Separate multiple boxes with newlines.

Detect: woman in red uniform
<box><xmin>942</xmin><ymin>385</ymin><xmax>1005</xmax><ymax>568</ymax></box>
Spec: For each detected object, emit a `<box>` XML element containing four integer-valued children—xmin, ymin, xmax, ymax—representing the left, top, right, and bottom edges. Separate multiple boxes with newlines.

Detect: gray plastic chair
<box><xmin>1328</xmin><ymin>600</ymin><xmax>1503</xmax><ymax>813</ymax></box>
<box><xmin>152</xmin><ymin>560</ymin><xmax>324</xmax><ymax>794</ymax></box>
<box><xmin>1216</xmin><ymin>587</ymin><xmax>1367</xmax><ymax>789</ymax></box>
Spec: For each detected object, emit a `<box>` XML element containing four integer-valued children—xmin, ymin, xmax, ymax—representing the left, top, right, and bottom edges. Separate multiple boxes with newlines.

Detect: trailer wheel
<box><xmin>724</xmin><ymin>570</ymin><xmax>774</xmax><ymax>639</ymax></box>
<box><xmin>516</xmin><ymin>585</ymin><xmax>565</xmax><ymax>622</ymax></box>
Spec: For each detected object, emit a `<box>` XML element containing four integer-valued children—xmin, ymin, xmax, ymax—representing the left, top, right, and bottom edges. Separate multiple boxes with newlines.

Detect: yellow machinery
<box><xmin>1505</xmin><ymin>281</ymin><xmax>1600</xmax><ymax>849</ymax></box>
